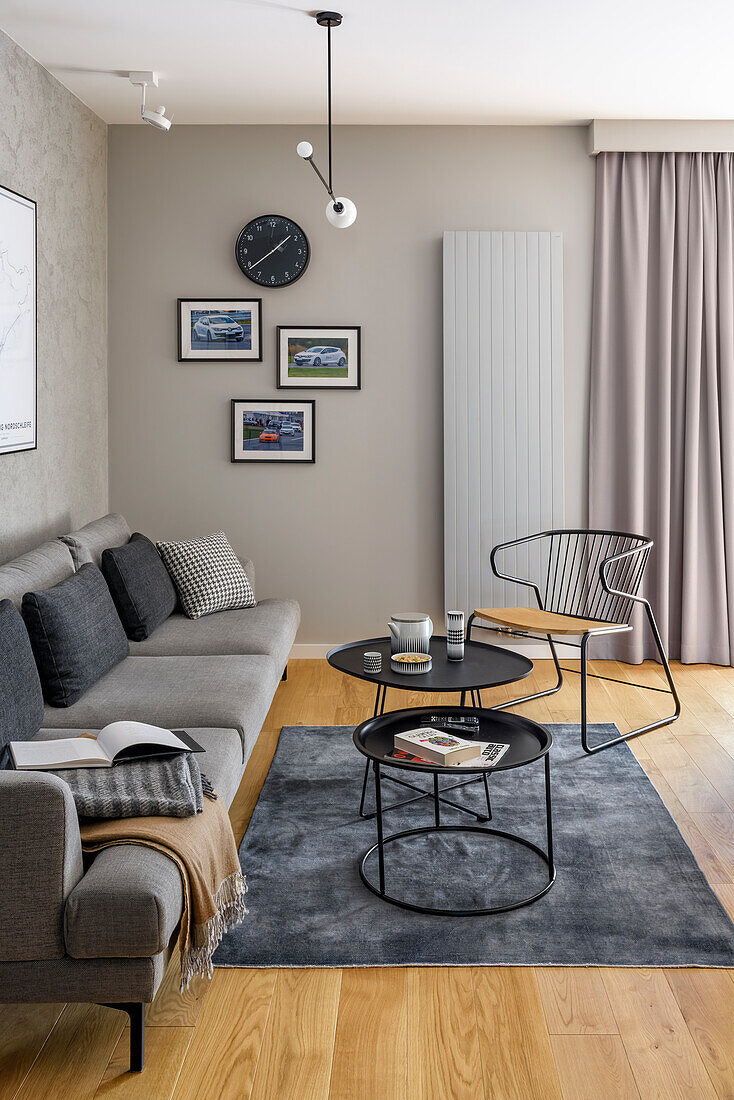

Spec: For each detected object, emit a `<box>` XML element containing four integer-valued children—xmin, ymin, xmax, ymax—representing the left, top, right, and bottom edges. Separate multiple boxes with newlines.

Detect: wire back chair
<box><xmin>467</xmin><ymin>529</ymin><xmax>680</xmax><ymax>754</ymax></box>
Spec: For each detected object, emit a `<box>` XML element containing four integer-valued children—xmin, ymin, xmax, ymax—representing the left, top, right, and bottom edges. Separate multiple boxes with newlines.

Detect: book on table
<box><xmin>9</xmin><ymin>721</ymin><xmax>204</xmax><ymax>771</ymax></box>
<box><xmin>391</xmin><ymin>728</ymin><xmax>510</xmax><ymax>768</ymax></box>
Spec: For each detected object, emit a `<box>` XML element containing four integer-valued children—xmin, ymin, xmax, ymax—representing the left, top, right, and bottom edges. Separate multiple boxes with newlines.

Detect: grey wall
<box><xmin>0</xmin><ymin>30</ymin><xmax>108</xmax><ymax>562</ymax></box>
<box><xmin>108</xmin><ymin>124</ymin><xmax>594</xmax><ymax>643</ymax></box>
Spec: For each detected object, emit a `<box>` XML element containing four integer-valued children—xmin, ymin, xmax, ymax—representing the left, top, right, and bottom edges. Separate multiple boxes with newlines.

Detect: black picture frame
<box><xmin>178</xmin><ymin>297</ymin><xmax>263</xmax><ymax>362</ymax></box>
<box><xmin>230</xmin><ymin>399</ymin><xmax>316</xmax><ymax>464</ymax></box>
<box><xmin>0</xmin><ymin>183</ymin><xmax>37</xmax><ymax>456</ymax></box>
<box><xmin>276</xmin><ymin>325</ymin><xmax>361</xmax><ymax>390</ymax></box>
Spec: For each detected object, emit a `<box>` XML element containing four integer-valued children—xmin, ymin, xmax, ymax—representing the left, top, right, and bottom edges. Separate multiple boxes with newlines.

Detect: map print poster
<box><xmin>0</xmin><ymin>185</ymin><xmax>36</xmax><ymax>455</ymax></box>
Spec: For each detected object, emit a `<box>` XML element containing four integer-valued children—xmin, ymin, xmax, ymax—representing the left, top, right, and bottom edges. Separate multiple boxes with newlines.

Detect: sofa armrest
<box><xmin>238</xmin><ymin>557</ymin><xmax>255</xmax><ymax>597</ymax></box>
<box><xmin>0</xmin><ymin>771</ymin><xmax>83</xmax><ymax>960</ymax></box>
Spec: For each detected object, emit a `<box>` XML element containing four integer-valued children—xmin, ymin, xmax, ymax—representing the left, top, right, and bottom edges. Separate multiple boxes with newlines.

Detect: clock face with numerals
<box><xmin>235</xmin><ymin>215</ymin><xmax>310</xmax><ymax>288</ymax></box>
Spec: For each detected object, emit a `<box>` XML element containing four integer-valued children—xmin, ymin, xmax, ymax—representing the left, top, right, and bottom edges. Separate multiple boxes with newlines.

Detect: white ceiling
<box><xmin>1</xmin><ymin>0</ymin><xmax>733</xmax><ymax>125</ymax></box>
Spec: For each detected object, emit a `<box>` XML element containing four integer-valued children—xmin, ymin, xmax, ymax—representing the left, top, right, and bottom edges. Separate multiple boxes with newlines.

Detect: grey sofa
<box><xmin>0</xmin><ymin>515</ymin><xmax>300</xmax><ymax>1070</ymax></box>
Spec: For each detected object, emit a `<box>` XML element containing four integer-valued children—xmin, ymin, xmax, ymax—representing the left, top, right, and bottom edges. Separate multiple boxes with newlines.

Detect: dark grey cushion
<box><xmin>101</xmin><ymin>533</ymin><xmax>177</xmax><ymax>641</ymax></box>
<box><xmin>0</xmin><ymin>599</ymin><xmax>44</xmax><ymax>760</ymax></box>
<box><xmin>21</xmin><ymin>565</ymin><xmax>129</xmax><ymax>707</ymax></box>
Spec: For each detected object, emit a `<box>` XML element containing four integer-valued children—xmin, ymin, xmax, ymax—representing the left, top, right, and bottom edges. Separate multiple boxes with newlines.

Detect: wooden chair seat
<box><xmin>473</xmin><ymin>606</ymin><xmax>630</xmax><ymax>637</ymax></box>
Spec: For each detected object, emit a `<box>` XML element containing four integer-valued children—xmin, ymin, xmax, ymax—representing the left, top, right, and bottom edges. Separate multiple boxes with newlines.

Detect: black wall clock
<box><xmin>235</xmin><ymin>215</ymin><xmax>310</xmax><ymax>288</ymax></box>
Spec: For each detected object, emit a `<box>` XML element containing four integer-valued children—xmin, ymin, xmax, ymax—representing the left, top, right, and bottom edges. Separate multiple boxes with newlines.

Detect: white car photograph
<box><xmin>278</xmin><ymin>327</ymin><xmax>361</xmax><ymax>389</ymax></box>
<box><xmin>292</xmin><ymin>344</ymin><xmax>346</xmax><ymax>368</ymax></box>
<box><xmin>193</xmin><ymin>313</ymin><xmax>244</xmax><ymax>343</ymax></box>
<box><xmin>178</xmin><ymin>298</ymin><xmax>262</xmax><ymax>362</ymax></box>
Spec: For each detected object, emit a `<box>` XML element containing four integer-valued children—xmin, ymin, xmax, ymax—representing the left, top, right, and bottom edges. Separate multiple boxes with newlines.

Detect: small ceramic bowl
<box><xmin>390</xmin><ymin>652</ymin><xmax>433</xmax><ymax>675</ymax></box>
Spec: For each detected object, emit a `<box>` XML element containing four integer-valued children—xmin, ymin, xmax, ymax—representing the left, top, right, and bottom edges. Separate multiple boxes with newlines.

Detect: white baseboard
<box><xmin>289</xmin><ymin>643</ymin><xmax>335</xmax><ymax>659</ymax></box>
<box><xmin>288</xmin><ymin>634</ymin><xmax>578</xmax><ymax>661</ymax></box>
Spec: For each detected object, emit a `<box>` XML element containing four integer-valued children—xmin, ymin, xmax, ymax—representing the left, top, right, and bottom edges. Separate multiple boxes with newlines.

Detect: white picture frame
<box><xmin>0</xmin><ymin>185</ymin><xmax>36</xmax><ymax>455</ymax></box>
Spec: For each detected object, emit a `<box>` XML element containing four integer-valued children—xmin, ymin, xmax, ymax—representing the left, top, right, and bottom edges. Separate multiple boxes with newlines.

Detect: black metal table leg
<box><xmin>375</xmin><ymin>762</ymin><xmax>385</xmax><ymax>895</ymax></box>
<box><xmin>482</xmin><ymin>770</ymin><xmax>492</xmax><ymax>820</ymax></box>
<box><xmin>545</xmin><ymin>752</ymin><xmax>554</xmax><ymax>876</ymax></box>
<box><xmin>433</xmin><ymin>773</ymin><xmax>440</xmax><ymax>826</ymax></box>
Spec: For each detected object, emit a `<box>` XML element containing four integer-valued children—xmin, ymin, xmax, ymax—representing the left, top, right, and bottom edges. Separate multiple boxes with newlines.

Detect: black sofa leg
<box><xmin>101</xmin><ymin>1003</ymin><xmax>145</xmax><ymax>1071</ymax></box>
<box><xmin>282</xmin><ymin>663</ymin><xmax>288</xmax><ymax>681</ymax></box>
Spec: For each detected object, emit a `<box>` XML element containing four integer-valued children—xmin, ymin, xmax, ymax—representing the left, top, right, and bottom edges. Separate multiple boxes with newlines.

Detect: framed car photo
<box><xmin>231</xmin><ymin>399</ymin><xmax>315</xmax><ymax>463</ymax></box>
<box><xmin>178</xmin><ymin>298</ymin><xmax>262</xmax><ymax>361</ymax></box>
<box><xmin>277</xmin><ymin>326</ymin><xmax>360</xmax><ymax>389</ymax></box>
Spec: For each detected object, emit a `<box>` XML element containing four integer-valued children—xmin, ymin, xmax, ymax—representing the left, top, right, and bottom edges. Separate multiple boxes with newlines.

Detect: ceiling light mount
<box><xmin>316</xmin><ymin>11</ymin><xmax>343</xmax><ymax>27</ymax></box>
<box><xmin>296</xmin><ymin>12</ymin><xmax>356</xmax><ymax>228</ymax></box>
<box><xmin>128</xmin><ymin>71</ymin><xmax>173</xmax><ymax>131</ymax></box>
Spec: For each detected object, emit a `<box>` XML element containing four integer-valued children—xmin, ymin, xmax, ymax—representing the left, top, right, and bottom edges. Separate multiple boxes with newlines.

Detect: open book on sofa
<box><xmin>10</xmin><ymin>721</ymin><xmax>204</xmax><ymax>770</ymax></box>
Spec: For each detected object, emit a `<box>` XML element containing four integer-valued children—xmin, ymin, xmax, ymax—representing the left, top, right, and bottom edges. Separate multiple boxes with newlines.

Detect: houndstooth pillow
<box><xmin>156</xmin><ymin>531</ymin><xmax>255</xmax><ymax>619</ymax></box>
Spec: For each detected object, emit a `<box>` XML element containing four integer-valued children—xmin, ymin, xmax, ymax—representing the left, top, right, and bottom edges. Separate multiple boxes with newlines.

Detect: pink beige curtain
<box><xmin>589</xmin><ymin>152</ymin><xmax>734</xmax><ymax>664</ymax></box>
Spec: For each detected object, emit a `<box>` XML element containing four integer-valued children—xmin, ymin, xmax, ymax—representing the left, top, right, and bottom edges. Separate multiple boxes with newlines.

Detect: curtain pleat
<box><xmin>589</xmin><ymin>152</ymin><xmax>734</xmax><ymax>664</ymax></box>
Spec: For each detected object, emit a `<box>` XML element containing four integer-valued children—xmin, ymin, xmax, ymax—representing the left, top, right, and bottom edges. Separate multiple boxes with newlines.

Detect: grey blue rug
<box><xmin>213</xmin><ymin>724</ymin><xmax>734</xmax><ymax>968</ymax></box>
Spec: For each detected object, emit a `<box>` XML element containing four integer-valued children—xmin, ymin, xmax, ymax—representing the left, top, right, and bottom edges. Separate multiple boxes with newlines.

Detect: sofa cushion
<box><xmin>129</xmin><ymin>597</ymin><xmax>300</xmax><ymax>672</ymax></box>
<box><xmin>0</xmin><ymin>540</ymin><xmax>75</xmax><ymax>608</ymax></box>
<box><xmin>101</xmin><ymin>533</ymin><xmax>177</xmax><ymax>641</ymax></box>
<box><xmin>0</xmin><ymin>600</ymin><xmax>44</xmax><ymax>759</ymax></box>
<box><xmin>27</xmin><ymin>726</ymin><xmax>241</xmax><ymax>960</ymax></box>
<box><xmin>39</xmin><ymin>653</ymin><xmax>279</xmax><ymax>763</ymax></box>
<box><xmin>157</xmin><ymin>531</ymin><xmax>255</xmax><ymax>620</ymax></box>
<box><xmin>60</xmin><ymin>513</ymin><xmax>131</xmax><ymax>568</ymax></box>
<box><xmin>21</xmin><ymin>564</ymin><xmax>130</xmax><ymax>707</ymax></box>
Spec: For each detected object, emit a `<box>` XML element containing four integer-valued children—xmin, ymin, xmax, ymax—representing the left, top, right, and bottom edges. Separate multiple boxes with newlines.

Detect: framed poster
<box><xmin>231</xmin><ymin>399</ymin><xmax>315</xmax><ymax>463</ymax></box>
<box><xmin>0</xmin><ymin>185</ymin><xmax>36</xmax><ymax>455</ymax></box>
<box><xmin>178</xmin><ymin>298</ymin><xmax>262</xmax><ymax>361</ymax></box>
<box><xmin>277</xmin><ymin>325</ymin><xmax>360</xmax><ymax>389</ymax></box>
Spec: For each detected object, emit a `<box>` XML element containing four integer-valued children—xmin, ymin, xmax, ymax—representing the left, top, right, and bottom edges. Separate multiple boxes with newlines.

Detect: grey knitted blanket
<box><xmin>54</xmin><ymin>753</ymin><xmax>207</xmax><ymax>818</ymax></box>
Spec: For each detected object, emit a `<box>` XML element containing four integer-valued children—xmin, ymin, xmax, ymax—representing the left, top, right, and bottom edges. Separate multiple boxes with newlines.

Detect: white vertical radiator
<box><xmin>443</xmin><ymin>231</ymin><xmax>565</xmax><ymax>616</ymax></box>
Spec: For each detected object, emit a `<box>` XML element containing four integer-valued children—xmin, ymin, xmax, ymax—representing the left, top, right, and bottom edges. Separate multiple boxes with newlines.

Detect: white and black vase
<box><xmin>446</xmin><ymin>610</ymin><xmax>465</xmax><ymax>661</ymax></box>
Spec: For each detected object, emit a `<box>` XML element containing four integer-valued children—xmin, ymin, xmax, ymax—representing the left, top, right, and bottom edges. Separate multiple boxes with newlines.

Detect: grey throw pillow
<box><xmin>21</xmin><ymin>564</ymin><xmax>129</xmax><ymax>707</ymax></box>
<box><xmin>101</xmin><ymin>533</ymin><xmax>177</xmax><ymax>641</ymax></box>
<box><xmin>157</xmin><ymin>531</ymin><xmax>256</xmax><ymax>620</ymax></box>
<box><xmin>0</xmin><ymin>599</ymin><xmax>44</xmax><ymax>764</ymax></box>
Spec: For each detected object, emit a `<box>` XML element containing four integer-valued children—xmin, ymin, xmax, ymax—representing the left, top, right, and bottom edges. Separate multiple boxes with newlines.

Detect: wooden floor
<box><xmin>2</xmin><ymin>658</ymin><xmax>734</xmax><ymax>1099</ymax></box>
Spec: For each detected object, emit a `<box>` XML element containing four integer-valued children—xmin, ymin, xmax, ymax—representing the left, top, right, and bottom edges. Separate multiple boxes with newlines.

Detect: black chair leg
<box><xmin>489</xmin><ymin>634</ymin><xmax>564</xmax><ymax>711</ymax></box>
<box><xmin>100</xmin><ymin>1003</ymin><xmax>145</xmax><ymax>1072</ymax></box>
<box><xmin>281</xmin><ymin>664</ymin><xmax>288</xmax><ymax>681</ymax></box>
<box><xmin>580</xmin><ymin>604</ymin><xmax>681</xmax><ymax>754</ymax></box>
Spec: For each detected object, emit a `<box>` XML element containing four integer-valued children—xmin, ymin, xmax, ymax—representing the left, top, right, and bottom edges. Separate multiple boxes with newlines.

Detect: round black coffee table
<box><xmin>327</xmin><ymin>635</ymin><xmax>532</xmax><ymax>712</ymax></box>
<box><xmin>327</xmin><ymin>636</ymin><xmax>533</xmax><ymax>820</ymax></box>
<box><xmin>353</xmin><ymin>705</ymin><xmax>554</xmax><ymax>916</ymax></box>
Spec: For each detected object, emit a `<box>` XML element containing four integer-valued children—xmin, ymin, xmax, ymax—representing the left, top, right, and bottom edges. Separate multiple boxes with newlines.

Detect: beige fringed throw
<box><xmin>80</xmin><ymin>791</ymin><xmax>247</xmax><ymax>990</ymax></box>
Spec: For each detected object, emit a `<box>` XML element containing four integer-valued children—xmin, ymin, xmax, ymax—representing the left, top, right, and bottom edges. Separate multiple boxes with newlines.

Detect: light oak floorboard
<box><xmin>15</xmin><ymin>1004</ymin><xmax>124</xmax><ymax>1100</ymax></box>
<box><xmin>689</xmin><ymin>813</ymin><xmax>734</xmax><ymax>882</ymax></box>
<box><xmin>407</xmin><ymin>968</ymin><xmax>482</xmax><ymax>1100</ymax></box>
<box><xmin>328</xmin><ymin>968</ymin><xmax>406</xmax><ymax>1100</ymax></box>
<box><xmin>171</xmin><ymin>968</ymin><xmax>276</xmax><ymax>1100</ymax></box>
<box><xmin>675</xmin><ymin>735</ymin><xmax>734</xmax><ymax>811</ymax></box>
<box><xmin>95</xmin><ymin>1026</ymin><xmax>193</xmax><ymax>1098</ymax></box>
<box><xmin>536</xmin><ymin>967</ymin><xmax>618</xmax><ymax>1035</ymax></box>
<box><xmin>0</xmin><ymin>1004</ymin><xmax>63</xmax><ymax>1098</ymax></box>
<box><xmin>665</xmin><ymin>969</ymin><xmax>734</xmax><ymax>1100</ymax></box>
<box><xmin>473</xmin><ymin>967</ymin><xmax>562</xmax><ymax>1100</ymax></box>
<box><xmin>249</xmin><ymin>969</ymin><xmax>341</xmax><ymax>1100</ymax></box>
<box><xmin>601</xmin><ymin>968</ymin><xmax>718</xmax><ymax>1099</ymax></box>
<box><xmin>550</xmin><ymin>1035</ymin><xmax>641</xmax><ymax>1099</ymax></box>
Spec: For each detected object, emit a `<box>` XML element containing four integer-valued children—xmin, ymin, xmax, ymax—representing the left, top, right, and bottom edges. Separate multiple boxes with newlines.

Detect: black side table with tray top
<box><xmin>327</xmin><ymin>636</ymin><xmax>533</xmax><ymax>821</ymax></box>
<box><xmin>353</xmin><ymin>705</ymin><xmax>554</xmax><ymax>916</ymax></box>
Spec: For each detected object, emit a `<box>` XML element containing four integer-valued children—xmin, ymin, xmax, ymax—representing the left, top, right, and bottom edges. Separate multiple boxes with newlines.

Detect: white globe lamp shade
<box><xmin>296</xmin><ymin>141</ymin><xmax>313</xmax><ymax>159</ymax></box>
<box><xmin>326</xmin><ymin>196</ymin><xmax>357</xmax><ymax>228</ymax></box>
